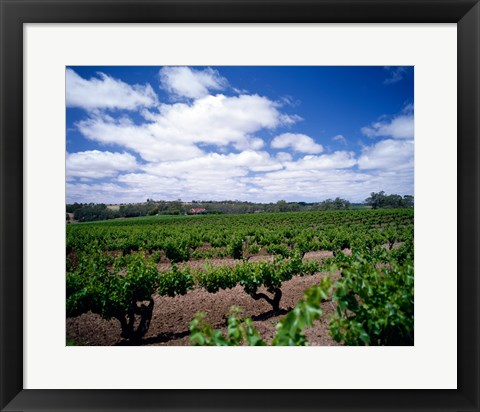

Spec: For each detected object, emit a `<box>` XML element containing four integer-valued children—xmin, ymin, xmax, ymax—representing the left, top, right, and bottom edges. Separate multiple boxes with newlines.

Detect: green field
<box><xmin>67</xmin><ymin>208</ymin><xmax>412</xmax><ymax>256</ymax></box>
<box><xmin>66</xmin><ymin>209</ymin><xmax>414</xmax><ymax>345</ymax></box>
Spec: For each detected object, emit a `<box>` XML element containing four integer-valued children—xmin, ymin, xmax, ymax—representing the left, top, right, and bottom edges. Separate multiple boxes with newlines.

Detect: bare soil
<box><xmin>66</xmin><ymin>251</ymin><xmax>342</xmax><ymax>346</ymax></box>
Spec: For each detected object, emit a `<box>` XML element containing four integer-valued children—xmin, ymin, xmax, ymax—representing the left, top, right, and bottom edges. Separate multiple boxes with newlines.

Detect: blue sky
<box><xmin>66</xmin><ymin>66</ymin><xmax>414</xmax><ymax>204</ymax></box>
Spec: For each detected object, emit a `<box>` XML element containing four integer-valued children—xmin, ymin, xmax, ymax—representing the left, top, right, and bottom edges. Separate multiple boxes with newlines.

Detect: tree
<box><xmin>66</xmin><ymin>202</ymin><xmax>84</xmax><ymax>213</ymax></box>
<box><xmin>73</xmin><ymin>203</ymin><xmax>118</xmax><ymax>222</ymax></box>
<box><xmin>402</xmin><ymin>195</ymin><xmax>414</xmax><ymax>207</ymax></box>
<box><xmin>313</xmin><ymin>197</ymin><xmax>350</xmax><ymax>211</ymax></box>
<box><xmin>365</xmin><ymin>191</ymin><xmax>386</xmax><ymax>209</ymax></box>
<box><xmin>332</xmin><ymin>197</ymin><xmax>350</xmax><ymax>210</ymax></box>
<box><xmin>276</xmin><ymin>200</ymin><xmax>289</xmax><ymax>212</ymax></box>
<box><xmin>365</xmin><ymin>192</ymin><xmax>413</xmax><ymax>209</ymax></box>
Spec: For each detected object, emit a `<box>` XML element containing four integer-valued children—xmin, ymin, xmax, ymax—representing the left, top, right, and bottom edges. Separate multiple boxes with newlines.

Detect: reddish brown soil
<box><xmin>66</xmin><ymin>251</ymin><xmax>342</xmax><ymax>346</ymax></box>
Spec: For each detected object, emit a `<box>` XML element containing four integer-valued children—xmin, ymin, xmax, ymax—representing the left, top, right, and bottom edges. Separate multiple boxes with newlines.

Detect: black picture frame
<box><xmin>1</xmin><ymin>1</ymin><xmax>479</xmax><ymax>411</ymax></box>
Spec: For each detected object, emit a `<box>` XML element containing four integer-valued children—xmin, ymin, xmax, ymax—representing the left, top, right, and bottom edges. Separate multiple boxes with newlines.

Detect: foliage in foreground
<box><xmin>328</xmin><ymin>243</ymin><xmax>414</xmax><ymax>345</ymax></box>
<box><xmin>66</xmin><ymin>209</ymin><xmax>414</xmax><ymax>344</ymax></box>
<box><xmin>190</xmin><ymin>277</ymin><xmax>333</xmax><ymax>346</ymax></box>
<box><xmin>189</xmin><ymin>243</ymin><xmax>414</xmax><ymax>346</ymax></box>
<box><xmin>66</xmin><ymin>248</ymin><xmax>159</xmax><ymax>341</ymax></box>
<box><xmin>66</xmin><ymin>246</ymin><xmax>320</xmax><ymax>341</ymax></box>
<box><xmin>196</xmin><ymin>250</ymin><xmax>319</xmax><ymax>311</ymax></box>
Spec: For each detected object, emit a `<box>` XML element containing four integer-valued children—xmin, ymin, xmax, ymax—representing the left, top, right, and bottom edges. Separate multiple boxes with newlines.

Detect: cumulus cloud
<box><xmin>264</xmin><ymin>152</ymin><xmax>356</xmax><ymax>179</ymax></box>
<box><xmin>245</xmin><ymin>167</ymin><xmax>374</xmax><ymax>203</ymax></box>
<box><xmin>67</xmin><ymin>182</ymin><xmax>152</xmax><ymax>204</ymax></box>
<box><xmin>142</xmin><ymin>150</ymin><xmax>282</xmax><ymax>178</ymax></box>
<box><xmin>66</xmin><ymin>147</ymin><xmax>412</xmax><ymax>204</ymax></box>
<box><xmin>276</xmin><ymin>152</ymin><xmax>293</xmax><ymax>162</ymax></box>
<box><xmin>159</xmin><ymin>66</ymin><xmax>228</xmax><ymax>99</ymax></box>
<box><xmin>271</xmin><ymin>133</ymin><xmax>324</xmax><ymax>154</ymax></box>
<box><xmin>289</xmin><ymin>151</ymin><xmax>356</xmax><ymax>170</ymax></box>
<box><xmin>68</xmin><ymin>164</ymin><xmax>413</xmax><ymax>204</ymax></box>
<box><xmin>76</xmin><ymin>115</ymin><xmax>204</xmax><ymax>163</ymax></box>
<box><xmin>66</xmin><ymin>67</ymin><xmax>414</xmax><ymax>204</ymax></box>
<box><xmin>117</xmin><ymin>151</ymin><xmax>282</xmax><ymax>202</ymax></box>
<box><xmin>73</xmin><ymin>150</ymin><xmax>362</xmax><ymax>203</ymax></box>
<box><xmin>76</xmin><ymin>94</ymin><xmax>298</xmax><ymax>162</ymax></box>
<box><xmin>361</xmin><ymin>114</ymin><xmax>414</xmax><ymax>139</ymax></box>
<box><xmin>66</xmin><ymin>150</ymin><xmax>138</xmax><ymax>179</ymax></box>
<box><xmin>357</xmin><ymin>139</ymin><xmax>414</xmax><ymax>170</ymax></box>
<box><xmin>150</xmin><ymin>94</ymin><xmax>290</xmax><ymax>143</ymax></box>
<box><xmin>66</xmin><ymin>69</ymin><xmax>158</xmax><ymax>111</ymax></box>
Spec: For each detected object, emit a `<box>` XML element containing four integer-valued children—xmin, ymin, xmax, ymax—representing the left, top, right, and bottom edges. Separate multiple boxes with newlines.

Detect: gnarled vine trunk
<box><xmin>117</xmin><ymin>298</ymin><xmax>154</xmax><ymax>342</ymax></box>
<box><xmin>249</xmin><ymin>288</ymin><xmax>282</xmax><ymax>312</ymax></box>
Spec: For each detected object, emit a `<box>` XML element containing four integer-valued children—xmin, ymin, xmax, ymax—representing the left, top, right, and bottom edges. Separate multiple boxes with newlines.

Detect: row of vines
<box><xmin>66</xmin><ymin>209</ymin><xmax>414</xmax><ymax>345</ymax></box>
<box><xmin>190</xmin><ymin>243</ymin><xmax>414</xmax><ymax>346</ymax></box>
<box><xmin>67</xmin><ymin>209</ymin><xmax>413</xmax><ymax>260</ymax></box>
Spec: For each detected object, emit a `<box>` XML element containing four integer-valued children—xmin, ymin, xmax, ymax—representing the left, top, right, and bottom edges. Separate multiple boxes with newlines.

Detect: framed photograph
<box><xmin>64</xmin><ymin>64</ymin><xmax>415</xmax><ymax>349</ymax></box>
<box><xmin>1</xmin><ymin>1</ymin><xmax>479</xmax><ymax>411</ymax></box>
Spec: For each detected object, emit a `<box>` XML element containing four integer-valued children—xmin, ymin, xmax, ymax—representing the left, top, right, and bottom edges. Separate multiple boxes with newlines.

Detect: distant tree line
<box><xmin>311</xmin><ymin>197</ymin><xmax>350</xmax><ymax>211</ymax></box>
<box><xmin>67</xmin><ymin>192</ymin><xmax>413</xmax><ymax>222</ymax></box>
<box><xmin>68</xmin><ymin>204</ymin><xmax>118</xmax><ymax>222</ymax></box>
<box><xmin>365</xmin><ymin>191</ymin><xmax>414</xmax><ymax>209</ymax></box>
<box><xmin>66</xmin><ymin>199</ymin><xmax>353</xmax><ymax>222</ymax></box>
<box><xmin>66</xmin><ymin>201</ymin><xmax>185</xmax><ymax>222</ymax></box>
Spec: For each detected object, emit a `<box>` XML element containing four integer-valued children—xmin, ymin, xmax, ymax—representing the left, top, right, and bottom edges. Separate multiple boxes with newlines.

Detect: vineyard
<box><xmin>66</xmin><ymin>209</ymin><xmax>414</xmax><ymax>346</ymax></box>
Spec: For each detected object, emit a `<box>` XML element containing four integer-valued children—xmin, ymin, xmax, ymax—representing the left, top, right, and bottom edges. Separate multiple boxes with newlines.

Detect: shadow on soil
<box><xmin>115</xmin><ymin>307</ymin><xmax>291</xmax><ymax>346</ymax></box>
<box><xmin>251</xmin><ymin>308</ymin><xmax>289</xmax><ymax>321</ymax></box>
<box><xmin>115</xmin><ymin>330</ymin><xmax>191</xmax><ymax>346</ymax></box>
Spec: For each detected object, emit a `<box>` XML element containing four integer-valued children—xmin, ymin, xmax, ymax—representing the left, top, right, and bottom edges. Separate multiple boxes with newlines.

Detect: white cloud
<box><xmin>271</xmin><ymin>133</ymin><xmax>324</xmax><ymax>154</ymax></box>
<box><xmin>159</xmin><ymin>67</ymin><xmax>228</xmax><ymax>99</ymax></box>
<box><xmin>290</xmin><ymin>151</ymin><xmax>357</xmax><ymax>170</ymax></box>
<box><xmin>266</xmin><ymin>151</ymin><xmax>356</xmax><ymax>179</ymax></box>
<box><xmin>142</xmin><ymin>150</ymin><xmax>282</xmax><ymax>178</ymax></box>
<box><xmin>236</xmin><ymin>151</ymin><xmax>358</xmax><ymax>201</ymax></box>
<box><xmin>245</xmin><ymin>167</ymin><xmax>375</xmax><ymax>203</ymax></box>
<box><xmin>361</xmin><ymin>114</ymin><xmax>414</xmax><ymax>139</ymax></box>
<box><xmin>67</xmin><ymin>68</ymin><xmax>414</xmax><ymax>204</ymax></box>
<box><xmin>66</xmin><ymin>69</ymin><xmax>158</xmax><ymax>111</ymax></box>
<box><xmin>117</xmin><ymin>173</ymin><xmax>182</xmax><ymax>193</ymax></box>
<box><xmin>67</xmin><ymin>182</ymin><xmax>150</xmax><ymax>204</ymax></box>
<box><xmin>246</xmin><ymin>149</ymin><xmax>411</xmax><ymax>203</ymax></box>
<box><xmin>276</xmin><ymin>152</ymin><xmax>293</xmax><ymax>162</ymax></box>
<box><xmin>68</xmin><ymin>166</ymin><xmax>413</xmax><ymax>204</ymax></box>
<box><xmin>131</xmin><ymin>151</ymin><xmax>357</xmax><ymax>203</ymax></box>
<box><xmin>66</xmin><ymin>150</ymin><xmax>138</xmax><ymax>179</ymax></box>
<box><xmin>77</xmin><ymin>94</ymin><xmax>298</xmax><ymax>162</ymax></box>
<box><xmin>76</xmin><ymin>115</ymin><xmax>204</xmax><ymax>163</ymax></box>
<box><xmin>358</xmin><ymin>139</ymin><xmax>414</xmax><ymax>170</ymax></box>
<box><xmin>233</xmin><ymin>137</ymin><xmax>265</xmax><ymax>151</ymax></box>
<box><xmin>150</xmin><ymin>94</ymin><xmax>292</xmax><ymax>140</ymax></box>
<box><xmin>332</xmin><ymin>134</ymin><xmax>347</xmax><ymax>145</ymax></box>
<box><xmin>66</xmin><ymin>146</ymin><xmax>412</xmax><ymax>204</ymax></box>
<box><xmin>117</xmin><ymin>153</ymin><xmax>278</xmax><ymax>203</ymax></box>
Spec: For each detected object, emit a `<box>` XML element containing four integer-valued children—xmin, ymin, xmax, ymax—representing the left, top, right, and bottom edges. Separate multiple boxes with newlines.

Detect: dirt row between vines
<box><xmin>66</xmin><ymin>251</ymin><xmax>342</xmax><ymax>346</ymax></box>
